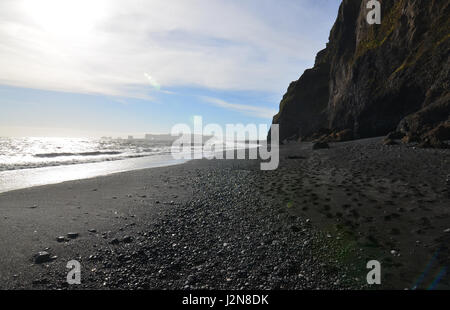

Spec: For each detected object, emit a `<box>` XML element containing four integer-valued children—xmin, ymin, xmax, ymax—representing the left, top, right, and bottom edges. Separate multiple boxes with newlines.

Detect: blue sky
<box><xmin>0</xmin><ymin>0</ymin><xmax>341</xmax><ymax>137</ymax></box>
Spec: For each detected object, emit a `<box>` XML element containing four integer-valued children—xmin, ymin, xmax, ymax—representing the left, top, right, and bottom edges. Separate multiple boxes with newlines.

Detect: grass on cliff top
<box><xmin>354</xmin><ymin>0</ymin><xmax>405</xmax><ymax>62</ymax></box>
<box><xmin>357</xmin><ymin>0</ymin><xmax>448</xmax><ymax>77</ymax></box>
<box><xmin>391</xmin><ymin>3</ymin><xmax>449</xmax><ymax>76</ymax></box>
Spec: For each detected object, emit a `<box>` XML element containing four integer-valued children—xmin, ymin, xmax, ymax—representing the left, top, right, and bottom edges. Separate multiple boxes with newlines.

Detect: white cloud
<box><xmin>202</xmin><ymin>96</ymin><xmax>277</xmax><ymax>119</ymax></box>
<box><xmin>0</xmin><ymin>0</ymin><xmax>337</xmax><ymax>98</ymax></box>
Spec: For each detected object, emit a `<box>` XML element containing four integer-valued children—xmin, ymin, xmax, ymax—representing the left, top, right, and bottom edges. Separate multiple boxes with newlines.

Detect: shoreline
<box><xmin>0</xmin><ymin>154</ymin><xmax>189</xmax><ymax>194</ymax></box>
<box><xmin>1</xmin><ymin>137</ymin><xmax>449</xmax><ymax>289</ymax></box>
<box><xmin>0</xmin><ymin>146</ymin><xmax>260</xmax><ymax>194</ymax></box>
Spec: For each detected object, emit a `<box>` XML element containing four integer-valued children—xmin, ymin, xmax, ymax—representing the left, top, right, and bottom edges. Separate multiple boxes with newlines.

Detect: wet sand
<box><xmin>0</xmin><ymin>137</ymin><xmax>449</xmax><ymax>289</ymax></box>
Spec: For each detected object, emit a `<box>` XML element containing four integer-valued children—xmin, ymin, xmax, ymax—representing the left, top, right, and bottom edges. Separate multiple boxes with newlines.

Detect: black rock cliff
<box><xmin>271</xmin><ymin>0</ymin><xmax>449</xmax><ymax>147</ymax></box>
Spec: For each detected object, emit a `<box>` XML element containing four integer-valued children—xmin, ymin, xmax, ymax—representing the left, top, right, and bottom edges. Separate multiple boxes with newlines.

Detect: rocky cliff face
<box><xmin>272</xmin><ymin>0</ymin><xmax>449</xmax><ymax>147</ymax></box>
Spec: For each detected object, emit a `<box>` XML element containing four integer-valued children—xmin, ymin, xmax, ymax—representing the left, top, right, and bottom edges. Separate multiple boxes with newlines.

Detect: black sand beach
<box><xmin>0</xmin><ymin>137</ymin><xmax>449</xmax><ymax>290</ymax></box>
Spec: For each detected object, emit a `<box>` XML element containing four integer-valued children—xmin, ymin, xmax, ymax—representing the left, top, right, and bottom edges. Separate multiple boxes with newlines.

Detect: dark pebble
<box><xmin>34</xmin><ymin>251</ymin><xmax>51</xmax><ymax>264</ymax></box>
<box><xmin>67</xmin><ymin>232</ymin><xmax>79</xmax><ymax>239</ymax></box>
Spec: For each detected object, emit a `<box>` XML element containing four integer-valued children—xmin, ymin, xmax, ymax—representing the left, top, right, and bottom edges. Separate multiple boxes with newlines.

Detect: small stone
<box><xmin>34</xmin><ymin>251</ymin><xmax>51</xmax><ymax>264</ymax></box>
<box><xmin>444</xmin><ymin>228</ymin><xmax>450</xmax><ymax>233</ymax></box>
<box><xmin>56</xmin><ymin>236</ymin><xmax>66</xmax><ymax>243</ymax></box>
<box><xmin>382</xmin><ymin>138</ymin><xmax>398</xmax><ymax>146</ymax></box>
<box><xmin>88</xmin><ymin>229</ymin><xmax>97</xmax><ymax>233</ymax></box>
<box><xmin>122</xmin><ymin>236</ymin><xmax>133</xmax><ymax>243</ymax></box>
<box><xmin>110</xmin><ymin>238</ymin><xmax>120</xmax><ymax>245</ymax></box>
<box><xmin>290</xmin><ymin>225</ymin><xmax>300</xmax><ymax>232</ymax></box>
<box><xmin>390</xmin><ymin>250</ymin><xmax>398</xmax><ymax>256</ymax></box>
<box><xmin>312</xmin><ymin>141</ymin><xmax>329</xmax><ymax>150</ymax></box>
<box><xmin>67</xmin><ymin>232</ymin><xmax>79</xmax><ymax>239</ymax></box>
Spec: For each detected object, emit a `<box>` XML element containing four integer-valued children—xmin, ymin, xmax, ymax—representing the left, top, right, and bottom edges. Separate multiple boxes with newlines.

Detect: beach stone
<box><xmin>34</xmin><ymin>251</ymin><xmax>51</xmax><ymax>264</ymax></box>
<box><xmin>312</xmin><ymin>142</ymin><xmax>329</xmax><ymax>150</ymax></box>
<box><xmin>287</xmin><ymin>155</ymin><xmax>306</xmax><ymax>160</ymax></box>
<box><xmin>122</xmin><ymin>236</ymin><xmax>133</xmax><ymax>243</ymax></box>
<box><xmin>88</xmin><ymin>229</ymin><xmax>97</xmax><ymax>233</ymax></box>
<box><xmin>444</xmin><ymin>228</ymin><xmax>450</xmax><ymax>233</ymax></box>
<box><xmin>382</xmin><ymin>138</ymin><xmax>398</xmax><ymax>146</ymax></box>
<box><xmin>67</xmin><ymin>232</ymin><xmax>79</xmax><ymax>239</ymax></box>
<box><xmin>110</xmin><ymin>238</ymin><xmax>120</xmax><ymax>245</ymax></box>
<box><xmin>290</xmin><ymin>225</ymin><xmax>300</xmax><ymax>232</ymax></box>
<box><xmin>56</xmin><ymin>236</ymin><xmax>66</xmax><ymax>243</ymax></box>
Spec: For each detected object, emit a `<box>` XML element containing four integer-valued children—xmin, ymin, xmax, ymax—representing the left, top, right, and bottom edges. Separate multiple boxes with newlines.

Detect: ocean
<box><xmin>0</xmin><ymin>137</ymin><xmax>176</xmax><ymax>172</ymax></box>
<box><xmin>0</xmin><ymin>137</ymin><xmax>255</xmax><ymax>193</ymax></box>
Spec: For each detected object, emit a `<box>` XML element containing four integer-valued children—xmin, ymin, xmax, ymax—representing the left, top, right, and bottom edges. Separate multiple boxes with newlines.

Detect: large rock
<box><xmin>397</xmin><ymin>95</ymin><xmax>450</xmax><ymax>147</ymax></box>
<box><xmin>272</xmin><ymin>60</ymin><xmax>330</xmax><ymax>142</ymax></box>
<box><xmin>271</xmin><ymin>0</ymin><xmax>450</xmax><ymax>147</ymax></box>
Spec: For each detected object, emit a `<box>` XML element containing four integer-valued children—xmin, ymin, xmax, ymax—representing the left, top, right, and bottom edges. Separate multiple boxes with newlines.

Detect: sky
<box><xmin>0</xmin><ymin>0</ymin><xmax>341</xmax><ymax>138</ymax></box>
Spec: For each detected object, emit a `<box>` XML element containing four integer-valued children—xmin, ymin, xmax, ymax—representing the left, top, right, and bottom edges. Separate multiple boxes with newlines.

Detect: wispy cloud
<box><xmin>0</xmin><ymin>0</ymin><xmax>339</xmax><ymax>98</ymax></box>
<box><xmin>202</xmin><ymin>96</ymin><xmax>277</xmax><ymax>119</ymax></box>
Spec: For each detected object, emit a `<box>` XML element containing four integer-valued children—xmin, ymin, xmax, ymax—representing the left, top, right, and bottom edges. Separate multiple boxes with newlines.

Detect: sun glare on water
<box><xmin>21</xmin><ymin>0</ymin><xmax>109</xmax><ymax>37</ymax></box>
